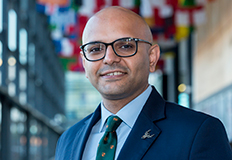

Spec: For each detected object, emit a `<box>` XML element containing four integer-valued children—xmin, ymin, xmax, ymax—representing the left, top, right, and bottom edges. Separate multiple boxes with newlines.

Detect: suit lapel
<box><xmin>117</xmin><ymin>87</ymin><xmax>166</xmax><ymax>160</ymax></box>
<box><xmin>70</xmin><ymin>105</ymin><xmax>101</xmax><ymax>160</ymax></box>
<box><xmin>117</xmin><ymin>113</ymin><xmax>161</xmax><ymax>160</ymax></box>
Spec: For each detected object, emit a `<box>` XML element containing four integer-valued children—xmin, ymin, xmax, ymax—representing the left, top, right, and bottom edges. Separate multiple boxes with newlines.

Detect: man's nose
<box><xmin>103</xmin><ymin>45</ymin><xmax>121</xmax><ymax>65</ymax></box>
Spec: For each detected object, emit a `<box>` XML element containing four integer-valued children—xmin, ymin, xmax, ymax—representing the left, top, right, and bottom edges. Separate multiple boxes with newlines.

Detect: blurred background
<box><xmin>0</xmin><ymin>0</ymin><xmax>232</xmax><ymax>159</ymax></box>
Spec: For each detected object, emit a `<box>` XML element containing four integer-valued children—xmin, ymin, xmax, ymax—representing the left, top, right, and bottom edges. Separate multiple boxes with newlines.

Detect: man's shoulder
<box><xmin>166</xmin><ymin>102</ymin><xmax>209</xmax><ymax>116</ymax></box>
<box><xmin>164</xmin><ymin>101</ymin><xmax>221</xmax><ymax>128</ymax></box>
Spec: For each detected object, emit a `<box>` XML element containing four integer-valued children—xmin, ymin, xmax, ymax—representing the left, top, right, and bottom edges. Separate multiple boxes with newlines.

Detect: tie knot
<box><xmin>105</xmin><ymin>116</ymin><xmax>122</xmax><ymax>132</ymax></box>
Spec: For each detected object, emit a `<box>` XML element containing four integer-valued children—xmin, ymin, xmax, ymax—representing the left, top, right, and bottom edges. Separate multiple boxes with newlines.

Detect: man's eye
<box><xmin>87</xmin><ymin>45</ymin><xmax>104</xmax><ymax>54</ymax></box>
<box><xmin>118</xmin><ymin>42</ymin><xmax>135</xmax><ymax>50</ymax></box>
<box><xmin>121</xmin><ymin>44</ymin><xmax>133</xmax><ymax>49</ymax></box>
<box><xmin>90</xmin><ymin>47</ymin><xmax>101</xmax><ymax>52</ymax></box>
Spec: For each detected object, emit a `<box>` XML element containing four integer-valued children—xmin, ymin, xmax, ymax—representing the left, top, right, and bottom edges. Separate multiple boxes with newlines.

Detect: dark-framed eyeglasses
<box><xmin>80</xmin><ymin>37</ymin><xmax>152</xmax><ymax>62</ymax></box>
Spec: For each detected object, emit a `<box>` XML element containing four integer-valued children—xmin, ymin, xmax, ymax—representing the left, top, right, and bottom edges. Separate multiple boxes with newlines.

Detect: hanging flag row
<box><xmin>36</xmin><ymin>0</ymin><xmax>216</xmax><ymax>72</ymax></box>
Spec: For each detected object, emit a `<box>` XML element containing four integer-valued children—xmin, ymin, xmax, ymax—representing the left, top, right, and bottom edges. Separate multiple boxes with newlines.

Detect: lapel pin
<box><xmin>141</xmin><ymin>129</ymin><xmax>155</xmax><ymax>139</ymax></box>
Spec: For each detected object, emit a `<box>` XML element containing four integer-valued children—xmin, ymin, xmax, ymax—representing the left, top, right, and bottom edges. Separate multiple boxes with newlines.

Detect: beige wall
<box><xmin>193</xmin><ymin>0</ymin><xmax>232</xmax><ymax>103</ymax></box>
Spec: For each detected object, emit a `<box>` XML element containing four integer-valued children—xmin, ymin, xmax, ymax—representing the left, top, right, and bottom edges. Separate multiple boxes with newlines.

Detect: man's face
<box><xmin>81</xmin><ymin>9</ymin><xmax>159</xmax><ymax>103</ymax></box>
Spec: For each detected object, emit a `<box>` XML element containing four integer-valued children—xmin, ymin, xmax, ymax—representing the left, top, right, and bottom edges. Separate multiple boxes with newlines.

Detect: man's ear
<box><xmin>80</xmin><ymin>51</ymin><xmax>88</xmax><ymax>78</ymax></box>
<box><xmin>148</xmin><ymin>44</ymin><xmax>160</xmax><ymax>73</ymax></box>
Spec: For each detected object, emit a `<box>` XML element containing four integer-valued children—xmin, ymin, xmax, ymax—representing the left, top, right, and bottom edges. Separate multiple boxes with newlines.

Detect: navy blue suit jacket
<box><xmin>55</xmin><ymin>86</ymin><xmax>232</xmax><ymax>159</ymax></box>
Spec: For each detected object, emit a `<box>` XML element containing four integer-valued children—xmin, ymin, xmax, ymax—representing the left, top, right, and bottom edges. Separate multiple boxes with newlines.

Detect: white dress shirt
<box><xmin>82</xmin><ymin>85</ymin><xmax>152</xmax><ymax>160</ymax></box>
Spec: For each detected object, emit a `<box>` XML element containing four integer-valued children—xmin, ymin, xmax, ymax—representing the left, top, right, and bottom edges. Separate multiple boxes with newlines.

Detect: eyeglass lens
<box><xmin>83</xmin><ymin>38</ymin><xmax>137</xmax><ymax>61</ymax></box>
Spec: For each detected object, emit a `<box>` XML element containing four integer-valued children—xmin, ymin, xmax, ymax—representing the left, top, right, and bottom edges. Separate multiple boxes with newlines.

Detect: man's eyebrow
<box><xmin>84</xmin><ymin>37</ymin><xmax>133</xmax><ymax>45</ymax></box>
<box><xmin>84</xmin><ymin>40</ymin><xmax>104</xmax><ymax>44</ymax></box>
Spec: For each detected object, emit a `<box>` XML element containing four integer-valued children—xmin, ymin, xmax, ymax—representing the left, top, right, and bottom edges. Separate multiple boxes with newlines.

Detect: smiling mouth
<box><xmin>105</xmin><ymin>72</ymin><xmax>124</xmax><ymax>76</ymax></box>
<box><xmin>100</xmin><ymin>71</ymin><xmax>127</xmax><ymax>78</ymax></box>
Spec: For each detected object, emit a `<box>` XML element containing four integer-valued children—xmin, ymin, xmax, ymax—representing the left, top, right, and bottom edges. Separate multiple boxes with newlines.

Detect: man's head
<box><xmin>80</xmin><ymin>6</ymin><xmax>160</xmax><ymax>111</ymax></box>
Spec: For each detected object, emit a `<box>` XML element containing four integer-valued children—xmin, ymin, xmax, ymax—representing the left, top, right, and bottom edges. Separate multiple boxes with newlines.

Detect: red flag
<box><xmin>77</xmin><ymin>14</ymin><xmax>88</xmax><ymax>39</ymax></box>
<box><xmin>153</xmin><ymin>8</ymin><xmax>164</xmax><ymax>27</ymax></box>
<box><xmin>94</xmin><ymin>0</ymin><xmax>106</xmax><ymax>13</ymax></box>
<box><xmin>166</xmin><ymin>0</ymin><xmax>178</xmax><ymax>7</ymax></box>
<box><xmin>112</xmin><ymin>0</ymin><xmax>119</xmax><ymax>6</ymax></box>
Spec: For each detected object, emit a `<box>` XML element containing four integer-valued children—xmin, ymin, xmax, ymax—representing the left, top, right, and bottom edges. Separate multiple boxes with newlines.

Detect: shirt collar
<box><xmin>99</xmin><ymin>85</ymin><xmax>152</xmax><ymax>132</ymax></box>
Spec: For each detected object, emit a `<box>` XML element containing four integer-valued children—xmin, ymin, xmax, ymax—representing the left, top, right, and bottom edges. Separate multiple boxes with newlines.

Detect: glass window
<box><xmin>8</xmin><ymin>56</ymin><xmax>16</xmax><ymax>82</ymax></box>
<box><xmin>19</xmin><ymin>69</ymin><xmax>27</xmax><ymax>91</ymax></box>
<box><xmin>0</xmin><ymin>102</ymin><xmax>2</xmax><ymax>149</ymax></box>
<box><xmin>19</xmin><ymin>92</ymin><xmax>27</xmax><ymax>105</ymax></box>
<box><xmin>20</xmin><ymin>0</ymin><xmax>28</xmax><ymax>13</ymax></box>
<box><xmin>0</xmin><ymin>41</ymin><xmax>2</xmax><ymax>85</ymax></box>
<box><xmin>8</xmin><ymin>57</ymin><xmax>17</xmax><ymax>93</ymax></box>
<box><xmin>8</xmin><ymin>9</ymin><xmax>17</xmax><ymax>52</ymax></box>
<box><xmin>29</xmin><ymin>119</ymin><xmax>43</xmax><ymax>160</ymax></box>
<box><xmin>0</xmin><ymin>41</ymin><xmax>2</xmax><ymax>58</ymax></box>
<box><xmin>0</xmin><ymin>0</ymin><xmax>3</xmax><ymax>33</ymax></box>
<box><xmin>8</xmin><ymin>82</ymin><xmax>16</xmax><ymax>96</ymax></box>
<box><xmin>28</xmin><ymin>43</ymin><xmax>35</xmax><ymax>73</ymax></box>
<box><xmin>42</xmin><ymin>126</ymin><xmax>49</xmax><ymax>159</ymax></box>
<box><xmin>19</xmin><ymin>28</ymin><xmax>28</xmax><ymax>65</ymax></box>
<box><xmin>10</xmin><ymin>107</ymin><xmax>27</xmax><ymax>160</ymax></box>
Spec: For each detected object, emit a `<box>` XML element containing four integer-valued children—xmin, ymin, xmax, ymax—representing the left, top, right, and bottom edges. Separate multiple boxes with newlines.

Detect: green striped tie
<box><xmin>96</xmin><ymin>116</ymin><xmax>122</xmax><ymax>160</ymax></box>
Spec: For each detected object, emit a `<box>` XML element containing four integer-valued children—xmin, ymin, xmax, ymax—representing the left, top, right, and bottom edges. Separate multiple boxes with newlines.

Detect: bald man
<box><xmin>55</xmin><ymin>6</ymin><xmax>232</xmax><ymax>160</ymax></box>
